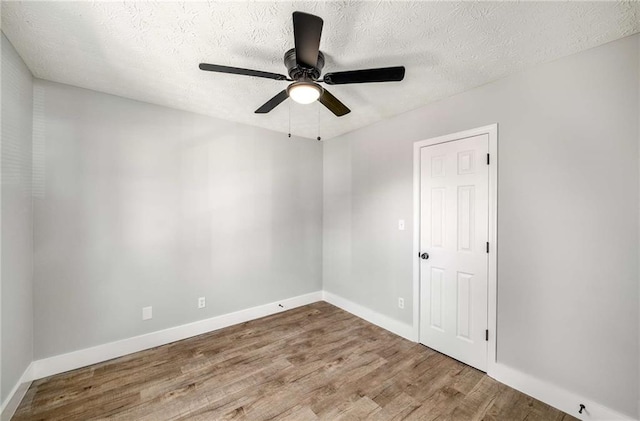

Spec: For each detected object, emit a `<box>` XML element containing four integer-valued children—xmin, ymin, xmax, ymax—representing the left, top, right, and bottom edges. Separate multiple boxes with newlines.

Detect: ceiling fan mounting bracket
<box><xmin>284</xmin><ymin>48</ymin><xmax>325</xmax><ymax>81</ymax></box>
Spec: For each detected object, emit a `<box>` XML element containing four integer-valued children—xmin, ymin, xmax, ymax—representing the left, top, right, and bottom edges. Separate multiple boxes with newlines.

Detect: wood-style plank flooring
<box><xmin>14</xmin><ymin>302</ymin><xmax>577</xmax><ymax>420</ymax></box>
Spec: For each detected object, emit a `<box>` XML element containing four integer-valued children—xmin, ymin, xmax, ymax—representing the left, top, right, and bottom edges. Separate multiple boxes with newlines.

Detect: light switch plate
<box><xmin>142</xmin><ymin>306</ymin><xmax>152</xmax><ymax>320</ymax></box>
<box><xmin>398</xmin><ymin>219</ymin><xmax>405</xmax><ymax>231</ymax></box>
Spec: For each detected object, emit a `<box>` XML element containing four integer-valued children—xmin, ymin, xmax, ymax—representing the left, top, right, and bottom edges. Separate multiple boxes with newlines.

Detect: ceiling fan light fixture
<box><xmin>200</xmin><ymin>12</ymin><xmax>403</xmax><ymax>116</ymax></box>
<box><xmin>287</xmin><ymin>82</ymin><xmax>322</xmax><ymax>104</ymax></box>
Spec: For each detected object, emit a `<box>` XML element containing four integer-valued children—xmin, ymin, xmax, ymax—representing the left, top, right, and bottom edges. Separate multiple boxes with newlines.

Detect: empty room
<box><xmin>1</xmin><ymin>1</ymin><xmax>639</xmax><ymax>420</ymax></box>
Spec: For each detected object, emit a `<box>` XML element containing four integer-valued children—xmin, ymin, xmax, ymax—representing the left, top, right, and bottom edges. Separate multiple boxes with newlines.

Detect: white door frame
<box><xmin>412</xmin><ymin>124</ymin><xmax>498</xmax><ymax>372</ymax></box>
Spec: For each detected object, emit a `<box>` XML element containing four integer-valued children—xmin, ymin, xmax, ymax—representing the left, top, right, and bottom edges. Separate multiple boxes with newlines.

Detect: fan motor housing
<box><xmin>284</xmin><ymin>48</ymin><xmax>325</xmax><ymax>81</ymax></box>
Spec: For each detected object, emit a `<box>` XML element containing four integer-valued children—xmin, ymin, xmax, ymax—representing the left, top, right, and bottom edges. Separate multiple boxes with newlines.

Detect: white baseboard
<box><xmin>8</xmin><ymin>290</ymin><xmax>635</xmax><ymax>421</ymax></box>
<box><xmin>322</xmin><ymin>291</ymin><xmax>415</xmax><ymax>341</ymax></box>
<box><xmin>489</xmin><ymin>363</ymin><xmax>636</xmax><ymax>421</ymax></box>
<box><xmin>31</xmin><ymin>291</ymin><xmax>323</xmax><ymax>380</ymax></box>
<box><xmin>1</xmin><ymin>363</ymin><xmax>34</xmax><ymax>421</ymax></box>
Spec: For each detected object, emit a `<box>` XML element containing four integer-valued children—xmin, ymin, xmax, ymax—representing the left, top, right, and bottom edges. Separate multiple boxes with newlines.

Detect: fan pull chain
<box><xmin>288</xmin><ymin>100</ymin><xmax>291</xmax><ymax>138</ymax></box>
<box><xmin>316</xmin><ymin>102</ymin><xmax>321</xmax><ymax>141</ymax></box>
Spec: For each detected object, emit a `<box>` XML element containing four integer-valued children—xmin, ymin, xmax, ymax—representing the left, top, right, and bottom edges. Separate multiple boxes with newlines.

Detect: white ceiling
<box><xmin>2</xmin><ymin>1</ymin><xmax>639</xmax><ymax>140</ymax></box>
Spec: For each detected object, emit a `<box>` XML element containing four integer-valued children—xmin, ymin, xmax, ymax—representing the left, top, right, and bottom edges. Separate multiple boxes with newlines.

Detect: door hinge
<box><xmin>485</xmin><ymin>329</ymin><xmax>489</xmax><ymax>341</ymax></box>
<box><xmin>486</xmin><ymin>242</ymin><xmax>489</xmax><ymax>253</ymax></box>
<box><xmin>487</xmin><ymin>153</ymin><xmax>490</xmax><ymax>165</ymax></box>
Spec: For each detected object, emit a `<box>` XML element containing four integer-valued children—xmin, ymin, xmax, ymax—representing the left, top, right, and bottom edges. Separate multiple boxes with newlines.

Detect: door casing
<box><xmin>412</xmin><ymin>124</ymin><xmax>498</xmax><ymax>372</ymax></box>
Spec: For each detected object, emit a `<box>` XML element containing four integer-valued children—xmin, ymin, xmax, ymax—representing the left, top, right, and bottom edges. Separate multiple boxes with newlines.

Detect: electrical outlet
<box><xmin>142</xmin><ymin>306</ymin><xmax>152</xmax><ymax>320</ymax></box>
<box><xmin>198</xmin><ymin>297</ymin><xmax>206</xmax><ymax>309</ymax></box>
<box><xmin>398</xmin><ymin>219</ymin><xmax>405</xmax><ymax>231</ymax></box>
<box><xmin>398</xmin><ymin>298</ymin><xmax>405</xmax><ymax>309</ymax></box>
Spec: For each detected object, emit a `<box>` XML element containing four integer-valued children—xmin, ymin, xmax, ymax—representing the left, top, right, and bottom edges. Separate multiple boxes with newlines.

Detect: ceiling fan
<box><xmin>199</xmin><ymin>11</ymin><xmax>405</xmax><ymax>117</ymax></box>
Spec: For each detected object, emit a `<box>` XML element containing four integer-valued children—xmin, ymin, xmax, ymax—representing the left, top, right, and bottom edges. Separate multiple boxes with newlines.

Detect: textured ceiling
<box><xmin>2</xmin><ymin>1</ymin><xmax>639</xmax><ymax>139</ymax></box>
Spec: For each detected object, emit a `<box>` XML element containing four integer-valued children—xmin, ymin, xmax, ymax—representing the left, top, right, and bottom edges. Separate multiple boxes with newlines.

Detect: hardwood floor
<box><xmin>14</xmin><ymin>302</ymin><xmax>577</xmax><ymax>421</ymax></box>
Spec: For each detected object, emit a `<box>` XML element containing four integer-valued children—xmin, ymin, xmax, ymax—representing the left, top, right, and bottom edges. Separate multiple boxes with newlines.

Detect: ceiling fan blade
<box><xmin>255</xmin><ymin>90</ymin><xmax>289</xmax><ymax>114</ymax></box>
<box><xmin>199</xmin><ymin>63</ymin><xmax>288</xmax><ymax>81</ymax></box>
<box><xmin>293</xmin><ymin>11</ymin><xmax>323</xmax><ymax>69</ymax></box>
<box><xmin>323</xmin><ymin>66</ymin><xmax>405</xmax><ymax>85</ymax></box>
<box><xmin>318</xmin><ymin>89</ymin><xmax>350</xmax><ymax>117</ymax></box>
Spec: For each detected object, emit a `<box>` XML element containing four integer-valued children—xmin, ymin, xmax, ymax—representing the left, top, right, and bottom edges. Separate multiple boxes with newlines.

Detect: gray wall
<box><xmin>33</xmin><ymin>80</ymin><xmax>323</xmax><ymax>359</ymax></box>
<box><xmin>323</xmin><ymin>34</ymin><xmax>640</xmax><ymax>417</ymax></box>
<box><xmin>1</xmin><ymin>34</ymin><xmax>33</xmax><ymax>403</ymax></box>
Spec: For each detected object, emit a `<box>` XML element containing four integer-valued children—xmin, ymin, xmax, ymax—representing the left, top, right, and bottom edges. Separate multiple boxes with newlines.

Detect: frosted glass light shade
<box><xmin>288</xmin><ymin>82</ymin><xmax>322</xmax><ymax>104</ymax></box>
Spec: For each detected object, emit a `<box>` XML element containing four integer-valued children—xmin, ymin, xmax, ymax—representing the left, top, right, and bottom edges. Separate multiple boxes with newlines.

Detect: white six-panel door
<box><xmin>419</xmin><ymin>134</ymin><xmax>489</xmax><ymax>371</ymax></box>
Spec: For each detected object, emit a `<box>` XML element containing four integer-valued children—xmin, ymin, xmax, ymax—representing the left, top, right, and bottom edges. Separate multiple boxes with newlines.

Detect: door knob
<box><xmin>420</xmin><ymin>252</ymin><xmax>429</xmax><ymax>260</ymax></box>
